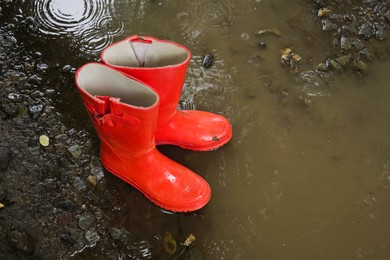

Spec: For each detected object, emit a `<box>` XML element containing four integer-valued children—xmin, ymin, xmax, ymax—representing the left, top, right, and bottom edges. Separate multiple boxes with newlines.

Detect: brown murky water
<box><xmin>13</xmin><ymin>0</ymin><xmax>390</xmax><ymax>258</ymax></box>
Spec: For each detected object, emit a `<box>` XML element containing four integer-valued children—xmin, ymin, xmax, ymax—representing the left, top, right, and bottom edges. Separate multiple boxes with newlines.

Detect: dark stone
<box><xmin>359</xmin><ymin>22</ymin><xmax>375</xmax><ymax>39</ymax></box>
<box><xmin>201</xmin><ymin>54</ymin><xmax>214</xmax><ymax>69</ymax></box>
<box><xmin>56</xmin><ymin>199</ymin><xmax>75</xmax><ymax>210</ymax></box>
<box><xmin>59</xmin><ymin>233</ymin><xmax>77</xmax><ymax>245</ymax></box>
<box><xmin>28</xmin><ymin>75</ymin><xmax>42</xmax><ymax>84</ymax></box>
<box><xmin>1</xmin><ymin>99</ymin><xmax>18</xmax><ymax>118</ymax></box>
<box><xmin>258</xmin><ymin>42</ymin><xmax>267</xmax><ymax>49</ymax></box>
<box><xmin>0</xmin><ymin>146</ymin><xmax>11</xmax><ymax>172</ymax></box>
<box><xmin>27</xmin><ymin>104</ymin><xmax>44</xmax><ymax>119</ymax></box>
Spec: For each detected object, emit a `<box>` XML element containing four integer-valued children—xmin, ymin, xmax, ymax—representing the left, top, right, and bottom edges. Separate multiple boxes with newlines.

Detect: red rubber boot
<box><xmin>101</xmin><ymin>35</ymin><xmax>232</xmax><ymax>151</ymax></box>
<box><xmin>75</xmin><ymin>63</ymin><xmax>211</xmax><ymax>212</ymax></box>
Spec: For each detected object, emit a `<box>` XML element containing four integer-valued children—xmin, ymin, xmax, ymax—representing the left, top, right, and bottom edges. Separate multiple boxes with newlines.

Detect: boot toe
<box><xmin>155</xmin><ymin>110</ymin><xmax>233</xmax><ymax>151</ymax></box>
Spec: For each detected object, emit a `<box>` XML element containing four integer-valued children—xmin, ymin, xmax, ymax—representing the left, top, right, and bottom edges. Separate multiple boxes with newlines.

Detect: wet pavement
<box><xmin>1</xmin><ymin>0</ymin><xmax>390</xmax><ymax>259</ymax></box>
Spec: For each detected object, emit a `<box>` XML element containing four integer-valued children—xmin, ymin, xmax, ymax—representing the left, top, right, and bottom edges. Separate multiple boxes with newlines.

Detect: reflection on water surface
<box><xmin>5</xmin><ymin>0</ymin><xmax>390</xmax><ymax>258</ymax></box>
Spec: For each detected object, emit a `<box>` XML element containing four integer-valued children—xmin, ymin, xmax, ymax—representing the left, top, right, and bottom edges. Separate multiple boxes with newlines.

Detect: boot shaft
<box><xmin>75</xmin><ymin>63</ymin><xmax>159</xmax><ymax>156</ymax></box>
<box><xmin>101</xmin><ymin>35</ymin><xmax>191</xmax><ymax>123</ymax></box>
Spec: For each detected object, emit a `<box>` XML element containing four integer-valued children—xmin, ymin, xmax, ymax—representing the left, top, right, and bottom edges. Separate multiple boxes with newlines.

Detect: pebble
<box><xmin>359</xmin><ymin>22</ymin><xmax>375</xmax><ymax>39</ymax></box>
<box><xmin>86</xmin><ymin>175</ymin><xmax>97</xmax><ymax>186</ymax></box>
<box><xmin>322</xmin><ymin>19</ymin><xmax>338</xmax><ymax>31</ymax></box>
<box><xmin>78</xmin><ymin>214</ymin><xmax>95</xmax><ymax>230</ymax></box>
<box><xmin>67</xmin><ymin>144</ymin><xmax>82</xmax><ymax>158</ymax></box>
<box><xmin>39</xmin><ymin>135</ymin><xmax>50</xmax><ymax>147</ymax></box>
<box><xmin>73</xmin><ymin>176</ymin><xmax>86</xmax><ymax>190</ymax></box>
<box><xmin>355</xmin><ymin>60</ymin><xmax>368</xmax><ymax>71</ymax></box>
<box><xmin>37</xmin><ymin>62</ymin><xmax>48</xmax><ymax>71</ymax></box>
<box><xmin>7</xmin><ymin>92</ymin><xmax>23</xmax><ymax>102</ymax></box>
<box><xmin>201</xmin><ymin>54</ymin><xmax>214</xmax><ymax>69</ymax></box>
<box><xmin>27</xmin><ymin>104</ymin><xmax>44</xmax><ymax>119</ymax></box>
<box><xmin>0</xmin><ymin>146</ymin><xmax>11</xmax><ymax>172</ymax></box>
<box><xmin>110</xmin><ymin>227</ymin><xmax>131</xmax><ymax>241</ymax></box>
<box><xmin>28</xmin><ymin>74</ymin><xmax>42</xmax><ymax>84</ymax></box>
<box><xmin>85</xmin><ymin>230</ymin><xmax>100</xmax><ymax>244</ymax></box>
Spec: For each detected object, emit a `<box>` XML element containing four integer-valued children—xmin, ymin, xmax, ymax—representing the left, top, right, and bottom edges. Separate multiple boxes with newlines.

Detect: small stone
<box><xmin>7</xmin><ymin>93</ymin><xmax>23</xmax><ymax>102</ymax></box>
<box><xmin>86</xmin><ymin>175</ymin><xmax>97</xmax><ymax>186</ymax></box>
<box><xmin>359</xmin><ymin>48</ymin><xmax>374</xmax><ymax>61</ymax></box>
<box><xmin>340</xmin><ymin>36</ymin><xmax>352</xmax><ymax>50</ymax></box>
<box><xmin>201</xmin><ymin>54</ymin><xmax>214</xmax><ymax>69</ymax></box>
<box><xmin>28</xmin><ymin>74</ymin><xmax>42</xmax><ymax>84</ymax></box>
<box><xmin>73</xmin><ymin>176</ymin><xmax>86</xmax><ymax>190</ymax></box>
<box><xmin>355</xmin><ymin>60</ymin><xmax>368</xmax><ymax>71</ymax></box>
<box><xmin>34</xmin><ymin>51</ymin><xmax>42</xmax><ymax>59</ymax></box>
<box><xmin>85</xmin><ymin>230</ymin><xmax>100</xmax><ymax>244</ymax></box>
<box><xmin>335</xmin><ymin>54</ymin><xmax>352</xmax><ymax>67</ymax></box>
<box><xmin>359</xmin><ymin>22</ymin><xmax>375</xmax><ymax>39</ymax></box>
<box><xmin>67</xmin><ymin>144</ymin><xmax>82</xmax><ymax>158</ymax></box>
<box><xmin>27</xmin><ymin>104</ymin><xmax>44</xmax><ymax>119</ymax></box>
<box><xmin>316</xmin><ymin>63</ymin><xmax>327</xmax><ymax>71</ymax></box>
<box><xmin>328</xmin><ymin>59</ymin><xmax>343</xmax><ymax>72</ymax></box>
<box><xmin>30</xmin><ymin>90</ymin><xmax>43</xmax><ymax>99</ymax></box>
<box><xmin>37</xmin><ymin>62</ymin><xmax>48</xmax><ymax>71</ymax></box>
<box><xmin>350</xmin><ymin>38</ymin><xmax>364</xmax><ymax>50</ymax></box>
<box><xmin>39</xmin><ymin>135</ymin><xmax>50</xmax><ymax>147</ymax></box>
<box><xmin>91</xmin><ymin>164</ymin><xmax>104</xmax><ymax>181</ymax></box>
<box><xmin>78</xmin><ymin>214</ymin><xmax>95</xmax><ymax>230</ymax></box>
<box><xmin>110</xmin><ymin>227</ymin><xmax>131</xmax><ymax>241</ymax></box>
<box><xmin>385</xmin><ymin>10</ymin><xmax>390</xmax><ymax>22</ymax></box>
<box><xmin>62</xmin><ymin>65</ymin><xmax>72</xmax><ymax>73</ymax></box>
<box><xmin>258</xmin><ymin>42</ymin><xmax>267</xmax><ymax>49</ymax></box>
<box><xmin>322</xmin><ymin>19</ymin><xmax>337</xmax><ymax>31</ymax></box>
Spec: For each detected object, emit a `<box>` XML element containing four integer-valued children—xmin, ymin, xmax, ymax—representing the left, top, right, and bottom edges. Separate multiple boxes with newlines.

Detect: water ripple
<box><xmin>29</xmin><ymin>0</ymin><xmax>124</xmax><ymax>54</ymax></box>
<box><xmin>178</xmin><ymin>0</ymin><xmax>237</xmax><ymax>39</ymax></box>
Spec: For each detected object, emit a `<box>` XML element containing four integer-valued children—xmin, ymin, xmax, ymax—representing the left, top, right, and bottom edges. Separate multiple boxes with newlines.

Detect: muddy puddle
<box><xmin>1</xmin><ymin>0</ymin><xmax>390</xmax><ymax>259</ymax></box>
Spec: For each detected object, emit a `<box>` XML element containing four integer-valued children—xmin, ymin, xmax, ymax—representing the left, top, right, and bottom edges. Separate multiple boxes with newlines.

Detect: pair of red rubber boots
<box><xmin>75</xmin><ymin>35</ymin><xmax>232</xmax><ymax>212</ymax></box>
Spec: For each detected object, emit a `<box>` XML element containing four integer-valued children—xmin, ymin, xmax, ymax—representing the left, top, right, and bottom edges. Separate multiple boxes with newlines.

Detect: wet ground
<box><xmin>1</xmin><ymin>0</ymin><xmax>390</xmax><ymax>259</ymax></box>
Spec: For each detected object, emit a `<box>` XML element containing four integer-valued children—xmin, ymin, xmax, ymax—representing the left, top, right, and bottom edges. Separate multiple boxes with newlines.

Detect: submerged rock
<box><xmin>201</xmin><ymin>54</ymin><xmax>214</xmax><ymax>69</ymax></box>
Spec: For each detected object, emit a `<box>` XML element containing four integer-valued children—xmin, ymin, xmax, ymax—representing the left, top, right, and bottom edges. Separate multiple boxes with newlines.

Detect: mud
<box><xmin>1</xmin><ymin>0</ymin><xmax>390</xmax><ymax>259</ymax></box>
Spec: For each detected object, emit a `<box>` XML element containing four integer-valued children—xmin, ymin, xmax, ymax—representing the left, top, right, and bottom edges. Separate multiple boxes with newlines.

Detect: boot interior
<box><xmin>77</xmin><ymin>64</ymin><xmax>158</xmax><ymax>108</ymax></box>
<box><xmin>102</xmin><ymin>39</ymin><xmax>189</xmax><ymax>68</ymax></box>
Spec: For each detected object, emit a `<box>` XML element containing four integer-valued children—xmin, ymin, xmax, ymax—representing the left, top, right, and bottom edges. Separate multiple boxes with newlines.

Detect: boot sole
<box><xmin>100</xmin><ymin>157</ymin><xmax>210</xmax><ymax>212</ymax></box>
<box><xmin>156</xmin><ymin>129</ymin><xmax>233</xmax><ymax>151</ymax></box>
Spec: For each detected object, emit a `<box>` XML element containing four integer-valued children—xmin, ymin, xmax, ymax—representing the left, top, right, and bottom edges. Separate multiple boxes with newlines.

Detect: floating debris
<box><xmin>183</xmin><ymin>234</ymin><xmax>196</xmax><ymax>247</ymax></box>
<box><xmin>256</xmin><ymin>28</ymin><xmax>280</xmax><ymax>36</ymax></box>
<box><xmin>39</xmin><ymin>135</ymin><xmax>50</xmax><ymax>147</ymax></box>
<box><xmin>318</xmin><ymin>7</ymin><xmax>331</xmax><ymax>18</ymax></box>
